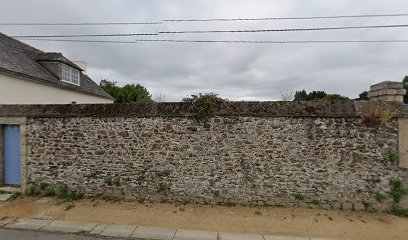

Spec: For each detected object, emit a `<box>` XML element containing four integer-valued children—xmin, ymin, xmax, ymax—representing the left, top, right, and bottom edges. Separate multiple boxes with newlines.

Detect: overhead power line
<box><xmin>2</xmin><ymin>13</ymin><xmax>408</xmax><ymax>26</ymax></box>
<box><xmin>13</xmin><ymin>33</ymin><xmax>158</xmax><ymax>38</ymax></box>
<box><xmin>20</xmin><ymin>38</ymin><xmax>408</xmax><ymax>44</ymax></box>
<box><xmin>11</xmin><ymin>23</ymin><xmax>408</xmax><ymax>39</ymax></box>
<box><xmin>130</xmin><ymin>39</ymin><xmax>408</xmax><ymax>44</ymax></box>
<box><xmin>159</xmin><ymin>24</ymin><xmax>408</xmax><ymax>34</ymax></box>
<box><xmin>0</xmin><ymin>22</ymin><xmax>162</xmax><ymax>26</ymax></box>
<box><xmin>163</xmin><ymin>13</ymin><xmax>408</xmax><ymax>22</ymax></box>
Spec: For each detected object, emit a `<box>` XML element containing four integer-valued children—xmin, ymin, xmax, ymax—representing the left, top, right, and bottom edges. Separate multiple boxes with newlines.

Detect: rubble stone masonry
<box><xmin>1</xmin><ymin>101</ymin><xmax>407</xmax><ymax>211</ymax></box>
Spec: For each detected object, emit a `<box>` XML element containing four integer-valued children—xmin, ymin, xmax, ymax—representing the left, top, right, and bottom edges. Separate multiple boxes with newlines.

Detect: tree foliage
<box><xmin>100</xmin><ymin>80</ymin><xmax>151</xmax><ymax>103</ymax></box>
<box><xmin>357</xmin><ymin>91</ymin><xmax>369</xmax><ymax>100</ymax></box>
<box><xmin>100</xmin><ymin>80</ymin><xmax>121</xmax><ymax>99</ymax></box>
<box><xmin>294</xmin><ymin>90</ymin><xmax>349</xmax><ymax>101</ymax></box>
<box><xmin>183</xmin><ymin>93</ymin><xmax>226</xmax><ymax>122</ymax></box>
<box><xmin>119</xmin><ymin>84</ymin><xmax>152</xmax><ymax>103</ymax></box>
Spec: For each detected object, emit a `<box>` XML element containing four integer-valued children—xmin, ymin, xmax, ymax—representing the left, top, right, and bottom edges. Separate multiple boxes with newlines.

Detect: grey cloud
<box><xmin>1</xmin><ymin>0</ymin><xmax>408</xmax><ymax>101</ymax></box>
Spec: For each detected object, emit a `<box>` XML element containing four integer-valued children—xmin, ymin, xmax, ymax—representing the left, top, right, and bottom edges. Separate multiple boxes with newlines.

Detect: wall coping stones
<box><xmin>370</xmin><ymin>81</ymin><xmax>404</xmax><ymax>91</ymax></box>
<box><xmin>0</xmin><ymin>101</ymin><xmax>407</xmax><ymax>118</ymax></box>
<box><xmin>368</xmin><ymin>81</ymin><xmax>407</xmax><ymax>102</ymax></box>
<box><xmin>0</xmin><ymin>101</ymin><xmax>361</xmax><ymax>118</ymax></box>
<box><xmin>354</xmin><ymin>101</ymin><xmax>408</xmax><ymax>117</ymax></box>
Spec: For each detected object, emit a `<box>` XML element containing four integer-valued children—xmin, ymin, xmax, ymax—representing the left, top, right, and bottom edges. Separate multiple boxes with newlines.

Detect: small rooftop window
<box><xmin>61</xmin><ymin>63</ymin><xmax>80</xmax><ymax>85</ymax></box>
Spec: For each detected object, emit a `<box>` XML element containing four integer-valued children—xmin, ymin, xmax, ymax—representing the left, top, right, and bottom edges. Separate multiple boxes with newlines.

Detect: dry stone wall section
<box><xmin>27</xmin><ymin>115</ymin><xmax>400</xmax><ymax>211</ymax></box>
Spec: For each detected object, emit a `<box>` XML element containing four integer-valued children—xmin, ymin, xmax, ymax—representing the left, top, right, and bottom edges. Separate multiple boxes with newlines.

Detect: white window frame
<box><xmin>61</xmin><ymin>63</ymin><xmax>80</xmax><ymax>86</ymax></box>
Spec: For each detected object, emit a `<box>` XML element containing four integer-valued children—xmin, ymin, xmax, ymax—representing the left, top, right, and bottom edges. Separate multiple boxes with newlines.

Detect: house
<box><xmin>0</xmin><ymin>32</ymin><xmax>114</xmax><ymax>104</ymax></box>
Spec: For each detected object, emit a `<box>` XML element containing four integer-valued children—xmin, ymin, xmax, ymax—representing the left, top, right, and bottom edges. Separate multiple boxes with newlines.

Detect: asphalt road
<box><xmin>0</xmin><ymin>229</ymin><xmax>110</xmax><ymax>240</ymax></box>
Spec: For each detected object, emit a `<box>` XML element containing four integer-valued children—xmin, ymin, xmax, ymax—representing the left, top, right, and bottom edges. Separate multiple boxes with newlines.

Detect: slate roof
<box><xmin>36</xmin><ymin>52</ymin><xmax>84</xmax><ymax>70</ymax></box>
<box><xmin>0</xmin><ymin>32</ymin><xmax>114</xmax><ymax>100</ymax></box>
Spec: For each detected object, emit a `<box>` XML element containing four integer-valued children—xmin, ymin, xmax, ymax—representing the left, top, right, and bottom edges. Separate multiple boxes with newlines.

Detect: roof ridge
<box><xmin>0</xmin><ymin>32</ymin><xmax>59</xmax><ymax>82</ymax></box>
<box><xmin>0</xmin><ymin>31</ymin><xmax>114</xmax><ymax>100</ymax></box>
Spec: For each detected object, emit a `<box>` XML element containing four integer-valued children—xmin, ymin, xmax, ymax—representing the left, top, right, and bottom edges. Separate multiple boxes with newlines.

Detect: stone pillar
<box><xmin>368</xmin><ymin>81</ymin><xmax>406</xmax><ymax>102</ymax></box>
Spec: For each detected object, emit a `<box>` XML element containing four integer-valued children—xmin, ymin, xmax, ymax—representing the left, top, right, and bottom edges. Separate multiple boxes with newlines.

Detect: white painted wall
<box><xmin>0</xmin><ymin>72</ymin><xmax>114</xmax><ymax>104</ymax></box>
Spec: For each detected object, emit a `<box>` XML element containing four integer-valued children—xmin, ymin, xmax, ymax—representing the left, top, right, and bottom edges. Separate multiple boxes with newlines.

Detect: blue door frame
<box><xmin>3</xmin><ymin>125</ymin><xmax>21</xmax><ymax>186</ymax></box>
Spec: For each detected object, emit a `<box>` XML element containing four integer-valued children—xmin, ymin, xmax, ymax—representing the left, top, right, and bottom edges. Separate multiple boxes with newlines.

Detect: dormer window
<box><xmin>61</xmin><ymin>63</ymin><xmax>80</xmax><ymax>85</ymax></box>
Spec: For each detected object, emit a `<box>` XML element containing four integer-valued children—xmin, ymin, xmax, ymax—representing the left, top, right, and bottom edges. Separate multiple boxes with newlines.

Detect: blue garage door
<box><xmin>3</xmin><ymin>125</ymin><xmax>21</xmax><ymax>186</ymax></box>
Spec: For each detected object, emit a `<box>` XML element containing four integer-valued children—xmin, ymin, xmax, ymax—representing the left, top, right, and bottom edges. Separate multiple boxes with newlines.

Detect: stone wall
<box><xmin>1</xmin><ymin>101</ymin><xmax>407</xmax><ymax>211</ymax></box>
<box><xmin>26</xmin><ymin>114</ymin><xmax>404</xmax><ymax>210</ymax></box>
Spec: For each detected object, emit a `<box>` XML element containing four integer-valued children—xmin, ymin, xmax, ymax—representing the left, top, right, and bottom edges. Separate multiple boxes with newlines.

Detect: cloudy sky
<box><xmin>1</xmin><ymin>0</ymin><xmax>408</xmax><ymax>101</ymax></box>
